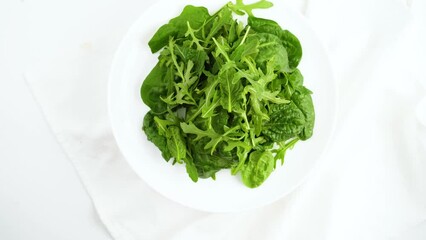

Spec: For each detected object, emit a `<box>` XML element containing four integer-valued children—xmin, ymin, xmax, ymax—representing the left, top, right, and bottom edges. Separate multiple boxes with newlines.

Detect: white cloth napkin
<box><xmin>24</xmin><ymin>0</ymin><xmax>426</xmax><ymax>239</ymax></box>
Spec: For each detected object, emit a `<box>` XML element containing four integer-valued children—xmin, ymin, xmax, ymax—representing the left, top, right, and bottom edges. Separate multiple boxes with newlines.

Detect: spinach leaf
<box><xmin>280</xmin><ymin>30</ymin><xmax>303</xmax><ymax>70</ymax></box>
<box><xmin>248</xmin><ymin>33</ymin><xmax>289</xmax><ymax>72</ymax></box>
<box><xmin>140</xmin><ymin>63</ymin><xmax>172</xmax><ymax>114</ymax></box>
<box><xmin>287</xmin><ymin>69</ymin><xmax>303</xmax><ymax>88</ymax></box>
<box><xmin>262</xmin><ymin>102</ymin><xmax>306</xmax><ymax>142</ymax></box>
<box><xmin>242</xmin><ymin>150</ymin><xmax>274</xmax><ymax>188</ymax></box>
<box><xmin>292</xmin><ymin>86</ymin><xmax>315</xmax><ymax>140</ymax></box>
<box><xmin>248</xmin><ymin>16</ymin><xmax>302</xmax><ymax>69</ymax></box>
<box><xmin>149</xmin><ymin>5</ymin><xmax>211</xmax><ymax>53</ymax></box>
<box><xmin>248</xmin><ymin>16</ymin><xmax>282</xmax><ymax>36</ymax></box>
<box><xmin>191</xmin><ymin>140</ymin><xmax>237</xmax><ymax>179</ymax></box>
<box><xmin>142</xmin><ymin>111</ymin><xmax>171</xmax><ymax>161</ymax></box>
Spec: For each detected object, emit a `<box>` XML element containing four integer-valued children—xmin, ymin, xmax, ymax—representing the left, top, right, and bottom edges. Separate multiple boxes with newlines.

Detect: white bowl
<box><xmin>109</xmin><ymin>0</ymin><xmax>337</xmax><ymax>212</ymax></box>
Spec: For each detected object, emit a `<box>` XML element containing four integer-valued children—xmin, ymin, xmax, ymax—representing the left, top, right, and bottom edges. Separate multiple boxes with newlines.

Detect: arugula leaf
<box><xmin>273</xmin><ymin>138</ymin><xmax>299</xmax><ymax>167</ymax></box>
<box><xmin>165</xmin><ymin>126</ymin><xmax>199</xmax><ymax>182</ymax></box>
<box><xmin>200</xmin><ymin>77</ymin><xmax>220</xmax><ymax>118</ymax></box>
<box><xmin>228</xmin><ymin>0</ymin><xmax>273</xmax><ymax>16</ymax></box>
<box><xmin>225</xmin><ymin>140</ymin><xmax>252</xmax><ymax>175</ymax></box>
<box><xmin>205</xmin><ymin>7</ymin><xmax>233</xmax><ymax>43</ymax></box>
<box><xmin>180</xmin><ymin>122</ymin><xmax>223</xmax><ymax>153</ymax></box>
<box><xmin>174</xmin><ymin>44</ymin><xmax>208</xmax><ymax>76</ymax></box>
<box><xmin>183</xmin><ymin>154</ymin><xmax>199</xmax><ymax>182</ymax></box>
<box><xmin>166</xmin><ymin>126</ymin><xmax>187</xmax><ymax>163</ymax></box>
<box><xmin>230</xmin><ymin>35</ymin><xmax>259</xmax><ymax>62</ymax></box>
<box><xmin>218</xmin><ymin>68</ymin><xmax>243</xmax><ymax>112</ymax></box>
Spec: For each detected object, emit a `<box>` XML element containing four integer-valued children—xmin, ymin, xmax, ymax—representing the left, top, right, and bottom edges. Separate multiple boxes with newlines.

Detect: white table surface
<box><xmin>0</xmin><ymin>1</ymin><xmax>111</xmax><ymax>239</ymax></box>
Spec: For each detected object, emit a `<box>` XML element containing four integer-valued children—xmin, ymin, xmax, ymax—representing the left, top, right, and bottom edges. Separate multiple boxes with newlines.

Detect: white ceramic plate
<box><xmin>109</xmin><ymin>0</ymin><xmax>336</xmax><ymax>212</ymax></box>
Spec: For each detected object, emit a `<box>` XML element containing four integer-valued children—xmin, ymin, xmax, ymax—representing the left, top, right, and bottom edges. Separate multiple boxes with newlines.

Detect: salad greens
<box><xmin>141</xmin><ymin>0</ymin><xmax>315</xmax><ymax>188</ymax></box>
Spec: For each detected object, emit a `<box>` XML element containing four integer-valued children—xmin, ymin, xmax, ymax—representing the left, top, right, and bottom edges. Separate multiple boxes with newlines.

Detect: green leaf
<box><xmin>228</xmin><ymin>0</ymin><xmax>273</xmax><ymax>16</ymax></box>
<box><xmin>183</xmin><ymin>155</ymin><xmax>199</xmax><ymax>182</ymax></box>
<box><xmin>242</xmin><ymin>150</ymin><xmax>274</xmax><ymax>188</ymax></box>
<box><xmin>180</xmin><ymin>122</ymin><xmax>222</xmax><ymax>153</ymax></box>
<box><xmin>174</xmin><ymin>44</ymin><xmax>208</xmax><ymax>76</ymax></box>
<box><xmin>190</xmin><ymin>140</ymin><xmax>237</xmax><ymax>179</ymax></box>
<box><xmin>230</xmin><ymin>34</ymin><xmax>259</xmax><ymax>62</ymax></box>
<box><xmin>142</xmin><ymin>111</ymin><xmax>172</xmax><ymax>161</ymax></box>
<box><xmin>166</xmin><ymin>126</ymin><xmax>187</xmax><ymax>163</ymax></box>
<box><xmin>225</xmin><ymin>140</ymin><xmax>252</xmax><ymax>175</ymax></box>
<box><xmin>200</xmin><ymin>76</ymin><xmax>220</xmax><ymax>118</ymax></box>
<box><xmin>292</xmin><ymin>86</ymin><xmax>315</xmax><ymax>140</ymax></box>
<box><xmin>248</xmin><ymin>16</ymin><xmax>302</xmax><ymax>69</ymax></box>
<box><xmin>280</xmin><ymin>30</ymin><xmax>303</xmax><ymax>69</ymax></box>
<box><xmin>218</xmin><ymin>68</ymin><xmax>243</xmax><ymax>112</ymax></box>
<box><xmin>273</xmin><ymin>138</ymin><xmax>299</xmax><ymax>167</ymax></box>
<box><xmin>287</xmin><ymin>69</ymin><xmax>304</xmax><ymax>88</ymax></box>
<box><xmin>211</xmin><ymin>108</ymin><xmax>229</xmax><ymax>133</ymax></box>
<box><xmin>248</xmin><ymin>16</ymin><xmax>282</xmax><ymax>36</ymax></box>
<box><xmin>140</xmin><ymin>63</ymin><xmax>172</xmax><ymax>114</ymax></box>
<box><xmin>205</xmin><ymin>7</ymin><xmax>233</xmax><ymax>43</ymax></box>
<box><xmin>248</xmin><ymin>33</ymin><xmax>290</xmax><ymax>72</ymax></box>
<box><xmin>262</xmin><ymin>102</ymin><xmax>306</xmax><ymax>142</ymax></box>
<box><xmin>148</xmin><ymin>5</ymin><xmax>211</xmax><ymax>53</ymax></box>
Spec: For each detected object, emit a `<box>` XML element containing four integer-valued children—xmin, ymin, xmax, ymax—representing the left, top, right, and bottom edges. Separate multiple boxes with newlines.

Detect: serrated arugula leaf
<box><xmin>228</xmin><ymin>0</ymin><xmax>273</xmax><ymax>16</ymax></box>
<box><xmin>205</xmin><ymin>7</ymin><xmax>233</xmax><ymax>43</ymax></box>
<box><xmin>218</xmin><ymin>68</ymin><xmax>243</xmax><ymax>112</ymax></box>
<box><xmin>273</xmin><ymin>138</ymin><xmax>299</xmax><ymax>167</ymax></box>
<box><xmin>166</xmin><ymin>126</ymin><xmax>187</xmax><ymax>163</ymax></box>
